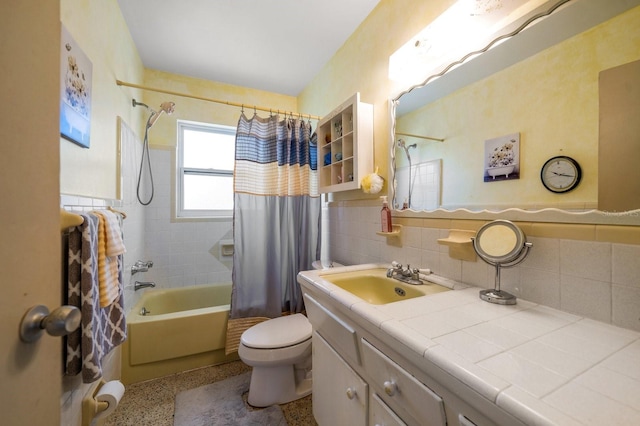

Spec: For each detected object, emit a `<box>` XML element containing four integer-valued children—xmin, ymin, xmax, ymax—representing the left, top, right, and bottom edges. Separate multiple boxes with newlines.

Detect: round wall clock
<box><xmin>540</xmin><ymin>155</ymin><xmax>582</xmax><ymax>193</ymax></box>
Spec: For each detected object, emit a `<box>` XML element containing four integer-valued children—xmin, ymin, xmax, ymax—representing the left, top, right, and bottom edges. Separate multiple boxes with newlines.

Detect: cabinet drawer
<box><xmin>370</xmin><ymin>392</ymin><xmax>407</xmax><ymax>426</ymax></box>
<box><xmin>362</xmin><ymin>339</ymin><xmax>446</xmax><ymax>426</ymax></box>
<box><xmin>304</xmin><ymin>294</ymin><xmax>361</xmax><ymax>365</ymax></box>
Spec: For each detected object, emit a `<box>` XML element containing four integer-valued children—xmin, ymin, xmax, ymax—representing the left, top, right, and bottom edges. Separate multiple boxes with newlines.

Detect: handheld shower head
<box><xmin>147</xmin><ymin>101</ymin><xmax>176</xmax><ymax>129</ymax></box>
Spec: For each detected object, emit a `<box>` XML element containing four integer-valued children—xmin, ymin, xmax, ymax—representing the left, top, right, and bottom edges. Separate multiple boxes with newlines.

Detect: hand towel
<box><xmin>92</xmin><ymin>210</ymin><xmax>126</xmax><ymax>307</ymax></box>
<box><xmin>65</xmin><ymin>213</ymin><xmax>127</xmax><ymax>382</ymax></box>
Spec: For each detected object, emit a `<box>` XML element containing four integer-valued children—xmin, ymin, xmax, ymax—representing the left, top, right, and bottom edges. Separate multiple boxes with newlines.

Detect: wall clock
<box><xmin>540</xmin><ymin>155</ymin><xmax>582</xmax><ymax>193</ymax></box>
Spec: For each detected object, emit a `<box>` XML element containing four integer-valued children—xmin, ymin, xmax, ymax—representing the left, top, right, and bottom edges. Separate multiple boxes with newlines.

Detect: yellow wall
<box><xmin>60</xmin><ymin>0</ymin><xmax>145</xmax><ymax>199</ymax></box>
<box><xmin>398</xmin><ymin>5</ymin><xmax>640</xmax><ymax>210</ymax></box>
<box><xmin>299</xmin><ymin>1</ymin><xmax>640</xmax><ymax>210</ymax></box>
<box><xmin>141</xmin><ymin>69</ymin><xmax>297</xmax><ymax>149</ymax></box>
<box><xmin>298</xmin><ymin>0</ymin><xmax>457</xmax><ymax>200</ymax></box>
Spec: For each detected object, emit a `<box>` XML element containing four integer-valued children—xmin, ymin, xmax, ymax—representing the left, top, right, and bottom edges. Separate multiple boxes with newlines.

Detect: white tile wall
<box><xmin>328</xmin><ymin>204</ymin><xmax>640</xmax><ymax>331</ymax></box>
<box><xmin>62</xmin><ymin>121</ymin><xmax>233</xmax><ymax>315</ymax></box>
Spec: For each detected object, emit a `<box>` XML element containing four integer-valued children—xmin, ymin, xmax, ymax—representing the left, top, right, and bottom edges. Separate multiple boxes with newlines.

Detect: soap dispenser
<box><xmin>380</xmin><ymin>196</ymin><xmax>392</xmax><ymax>233</ymax></box>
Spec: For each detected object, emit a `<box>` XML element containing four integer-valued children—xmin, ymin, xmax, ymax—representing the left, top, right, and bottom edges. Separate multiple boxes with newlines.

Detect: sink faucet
<box><xmin>134</xmin><ymin>281</ymin><xmax>156</xmax><ymax>291</ymax></box>
<box><xmin>387</xmin><ymin>262</ymin><xmax>422</xmax><ymax>285</ymax></box>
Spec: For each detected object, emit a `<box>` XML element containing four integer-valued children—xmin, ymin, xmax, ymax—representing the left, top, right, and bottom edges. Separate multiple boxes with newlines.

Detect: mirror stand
<box><xmin>480</xmin><ymin>263</ymin><xmax>518</xmax><ymax>305</ymax></box>
<box><xmin>472</xmin><ymin>220</ymin><xmax>533</xmax><ymax>305</ymax></box>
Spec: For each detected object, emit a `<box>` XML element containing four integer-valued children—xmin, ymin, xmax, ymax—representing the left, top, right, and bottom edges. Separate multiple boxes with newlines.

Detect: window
<box><xmin>177</xmin><ymin>120</ymin><xmax>235</xmax><ymax>217</ymax></box>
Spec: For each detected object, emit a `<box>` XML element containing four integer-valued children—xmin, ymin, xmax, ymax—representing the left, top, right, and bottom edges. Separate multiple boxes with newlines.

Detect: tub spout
<box><xmin>134</xmin><ymin>281</ymin><xmax>156</xmax><ymax>291</ymax></box>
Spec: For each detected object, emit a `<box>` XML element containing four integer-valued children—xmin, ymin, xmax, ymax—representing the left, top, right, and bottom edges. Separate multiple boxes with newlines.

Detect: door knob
<box><xmin>19</xmin><ymin>305</ymin><xmax>81</xmax><ymax>343</ymax></box>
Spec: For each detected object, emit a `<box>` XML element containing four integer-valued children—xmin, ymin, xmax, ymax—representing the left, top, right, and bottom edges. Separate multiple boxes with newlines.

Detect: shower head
<box><xmin>397</xmin><ymin>139</ymin><xmax>417</xmax><ymax>150</ymax></box>
<box><xmin>146</xmin><ymin>101</ymin><xmax>176</xmax><ymax>129</ymax></box>
<box><xmin>398</xmin><ymin>139</ymin><xmax>417</xmax><ymax>162</ymax></box>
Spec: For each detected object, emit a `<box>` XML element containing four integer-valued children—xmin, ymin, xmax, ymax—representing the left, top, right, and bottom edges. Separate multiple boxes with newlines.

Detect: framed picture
<box><xmin>60</xmin><ymin>26</ymin><xmax>92</xmax><ymax>148</ymax></box>
<box><xmin>484</xmin><ymin>133</ymin><xmax>520</xmax><ymax>182</ymax></box>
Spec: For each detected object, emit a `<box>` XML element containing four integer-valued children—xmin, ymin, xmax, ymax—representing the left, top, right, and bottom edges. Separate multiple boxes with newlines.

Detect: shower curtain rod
<box><xmin>115</xmin><ymin>79</ymin><xmax>322</xmax><ymax>120</ymax></box>
<box><xmin>396</xmin><ymin>132</ymin><xmax>444</xmax><ymax>142</ymax></box>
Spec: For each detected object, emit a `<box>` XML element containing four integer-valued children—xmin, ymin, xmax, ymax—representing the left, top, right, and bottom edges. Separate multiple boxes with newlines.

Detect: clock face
<box><xmin>541</xmin><ymin>156</ymin><xmax>582</xmax><ymax>193</ymax></box>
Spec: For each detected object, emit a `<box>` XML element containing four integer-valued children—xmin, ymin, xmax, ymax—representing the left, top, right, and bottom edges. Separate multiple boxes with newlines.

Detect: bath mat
<box><xmin>173</xmin><ymin>372</ymin><xmax>287</xmax><ymax>426</ymax></box>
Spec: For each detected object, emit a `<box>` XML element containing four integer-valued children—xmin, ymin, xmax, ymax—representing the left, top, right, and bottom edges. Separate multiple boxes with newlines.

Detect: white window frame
<box><xmin>177</xmin><ymin>120</ymin><xmax>235</xmax><ymax>218</ymax></box>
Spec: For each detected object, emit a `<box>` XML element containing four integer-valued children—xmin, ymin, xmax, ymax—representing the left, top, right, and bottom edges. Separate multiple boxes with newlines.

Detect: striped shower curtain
<box><xmin>230</xmin><ymin>113</ymin><xmax>321</xmax><ymax>320</ymax></box>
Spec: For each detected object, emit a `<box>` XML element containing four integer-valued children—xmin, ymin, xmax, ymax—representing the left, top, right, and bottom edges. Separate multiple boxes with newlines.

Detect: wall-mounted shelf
<box><xmin>376</xmin><ymin>224</ymin><xmax>402</xmax><ymax>237</ymax></box>
<box><xmin>437</xmin><ymin>229</ymin><xmax>476</xmax><ymax>261</ymax></box>
<box><xmin>318</xmin><ymin>93</ymin><xmax>373</xmax><ymax>193</ymax></box>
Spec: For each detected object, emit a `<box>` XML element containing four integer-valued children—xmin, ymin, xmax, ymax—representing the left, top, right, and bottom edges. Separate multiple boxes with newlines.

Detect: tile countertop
<box><xmin>299</xmin><ymin>264</ymin><xmax>640</xmax><ymax>426</ymax></box>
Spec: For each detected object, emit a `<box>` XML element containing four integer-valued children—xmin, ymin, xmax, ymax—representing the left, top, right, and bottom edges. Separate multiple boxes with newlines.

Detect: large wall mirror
<box><xmin>390</xmin><ymin>0</ymin><xmax>640</xmax><ymax>225</ymax></box>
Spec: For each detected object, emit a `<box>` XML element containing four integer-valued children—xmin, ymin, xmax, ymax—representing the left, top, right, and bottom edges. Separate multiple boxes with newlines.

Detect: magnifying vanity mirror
<box><xmin>390</xmin><ymin>0</ymin><xmax>640</xmax><ymax>225</ymax></box>
<box><xmin>472</xmin><ymin>220</ymin><xmax>532</xmax><ymax>305</ymax></box>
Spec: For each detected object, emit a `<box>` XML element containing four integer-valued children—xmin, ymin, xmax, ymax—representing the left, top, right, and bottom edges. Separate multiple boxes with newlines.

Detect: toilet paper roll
<box><xmin>94</xmin><ymin>380</ymin><xmax>125</xmax><ymax>419</ymax></box>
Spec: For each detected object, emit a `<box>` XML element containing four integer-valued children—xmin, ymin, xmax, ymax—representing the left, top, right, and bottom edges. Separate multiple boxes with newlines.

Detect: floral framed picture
<box><xmin>484</xmin><ymin>133</ymin><xmax>520</xmax><ymax>182</ymax></box>
<box><xmin>60</xmin><ymin>26</ymin><xmax>92</xmax><ymax>148</ymax></box>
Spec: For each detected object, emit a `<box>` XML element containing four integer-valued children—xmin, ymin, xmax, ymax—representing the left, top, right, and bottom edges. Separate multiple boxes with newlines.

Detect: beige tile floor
<box><xmin>105</xmin><ymin>361</ymin><xmax>317</xmax><ymax>426</ymax></box>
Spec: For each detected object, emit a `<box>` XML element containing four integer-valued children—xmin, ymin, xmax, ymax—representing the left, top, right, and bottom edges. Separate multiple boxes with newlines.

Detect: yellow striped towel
<box><xmin>93</xmin><ymin>210</ymin><xmax>126</xmax><ymax>307</ymax></box>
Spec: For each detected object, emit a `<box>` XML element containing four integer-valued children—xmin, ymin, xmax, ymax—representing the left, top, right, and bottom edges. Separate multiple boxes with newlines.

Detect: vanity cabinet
<box><xmin>304</xmin><ymin>293</ymin><xmax>448</xmax><ymax>426</ymax></box>
<box><xmin>317</xmin><ymin>92</ymin><xmax>373</xmax><ymax>193</ymax></box>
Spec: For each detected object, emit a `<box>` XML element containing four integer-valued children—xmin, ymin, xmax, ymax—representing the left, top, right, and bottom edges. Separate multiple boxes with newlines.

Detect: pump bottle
<box><xmin>380</xmin><ymin>196</ymin><xmax>392</xmax><ymax>233</ymax></box>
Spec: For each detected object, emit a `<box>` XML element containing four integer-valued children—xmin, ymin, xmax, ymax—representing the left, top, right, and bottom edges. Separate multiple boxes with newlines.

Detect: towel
<box><xmin>65</xmin><ymin>213</ymin><xmax>127</xmax><ymax>382</ymax></box>
<box><xmin>92</xmin><ymin>210</ymin><xmax>126</xmax><ymax>307</ymax></box>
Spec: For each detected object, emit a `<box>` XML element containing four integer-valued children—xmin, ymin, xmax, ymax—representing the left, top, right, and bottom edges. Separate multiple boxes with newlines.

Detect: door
<box><xmin>0</xmin><ymin>1</ymin><xmax>62</xmax><ymax>424</ymax></box>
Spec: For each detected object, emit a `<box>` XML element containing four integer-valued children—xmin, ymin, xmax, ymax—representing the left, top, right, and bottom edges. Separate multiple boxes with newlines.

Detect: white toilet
<box><xmin>238</xmin><ymin>313</ymin><xmax>313</xmax><ymax>407</ymax></box>
<box><xmin>238</xmin><ymin>260</ymin><xmax>344</xmax><ymax>407</ymax></box>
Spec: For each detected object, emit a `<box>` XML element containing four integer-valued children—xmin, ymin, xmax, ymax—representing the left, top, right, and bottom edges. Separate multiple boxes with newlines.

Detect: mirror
<box><xmin>472</xmin><ymin>220</ymin><xmax>532</xmax><ymax>305</ymax></box>
<box><xmin>390</xmin><ymin>0</ymin><xmax>640</xmax><ymax>223</ymax></box>
<box><xmin>474</xmin><ymin>220</ymin><xmax>525</xmax><ymax>263</ymax></box>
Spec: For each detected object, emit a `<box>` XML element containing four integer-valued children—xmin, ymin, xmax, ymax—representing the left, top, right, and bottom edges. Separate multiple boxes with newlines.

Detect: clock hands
<box><xmin>550</xmin><ymin>171</ymin><xmax>574</xmax><ymax>178</ymax></box>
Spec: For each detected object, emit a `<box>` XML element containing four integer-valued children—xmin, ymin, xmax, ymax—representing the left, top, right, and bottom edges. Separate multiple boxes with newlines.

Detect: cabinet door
<box><xmin>370</xmin><ymin>392</ymin><xmax>408</xmax><ymax>426</ymax></box>
<box><xmin>313</xmin><ymin>331</ymin><xmax>368</xmax><ymax>425</ymax></box>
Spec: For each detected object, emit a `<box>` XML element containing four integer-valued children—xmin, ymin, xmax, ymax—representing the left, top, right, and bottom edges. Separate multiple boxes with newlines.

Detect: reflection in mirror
<box><xmin>390</xmin><ymin>0</ymin><xmax>640</xmax><ymax>222</ymax></box>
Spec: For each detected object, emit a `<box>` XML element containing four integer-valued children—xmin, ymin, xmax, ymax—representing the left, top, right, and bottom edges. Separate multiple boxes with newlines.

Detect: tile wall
<box><xmin>61</xmin><ymin>120</ymin><xmax>233</xmax><ymax>315</ymax></box>
<box><xmin>327</xmin><ymin>203</ymin><xmax>640</xmax><ymax>332</ymax></box>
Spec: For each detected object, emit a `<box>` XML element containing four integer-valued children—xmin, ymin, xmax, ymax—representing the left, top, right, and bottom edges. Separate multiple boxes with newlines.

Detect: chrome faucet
<box><xmin>134</xmin><ymin>281</ymin><xmax>156</xmax><ymax>291</ymax></box>
<box><xmin>386</xmin><ymin>262</ymin><xmax>423</xmax><ymax>285</ymax></box>
<box><xmin>131</xmin><ymin>260</ymin><xmax>154</xmax><ymax>275</ymax></box>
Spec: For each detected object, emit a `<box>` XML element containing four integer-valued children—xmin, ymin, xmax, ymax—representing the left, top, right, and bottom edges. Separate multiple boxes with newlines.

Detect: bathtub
<box><xmin>122</xmin><ymin>284</ymin><xmax>239</xmax><ymax>384</ymax></box>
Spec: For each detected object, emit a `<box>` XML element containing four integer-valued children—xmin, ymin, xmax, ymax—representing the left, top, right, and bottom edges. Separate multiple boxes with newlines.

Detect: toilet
<box><xmin>238</xmin><ymin>260</ymin><xmax>344</xmax><ymax>407</ymax></box>
<box><xmin>238</xmin><ymin>313</ymin><xmax>313</xmax><ymax>407</ymax></box>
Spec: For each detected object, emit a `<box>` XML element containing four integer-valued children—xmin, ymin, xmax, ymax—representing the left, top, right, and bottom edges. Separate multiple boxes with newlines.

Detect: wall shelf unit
<box><xmin>317</xmin><ymin>93</ymin><xmax>373</xmax><ymax>193</ymax></box>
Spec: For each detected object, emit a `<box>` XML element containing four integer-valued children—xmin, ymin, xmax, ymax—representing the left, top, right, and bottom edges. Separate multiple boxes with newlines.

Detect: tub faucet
<box><xmin>134</xmin><ymin>281</ymin><xmax>156</xmax><ymax>291</ymax></box>
<box><xmin>131</xmin><ymin>260</ymin><xmax>154</xmax><ymax>275</ymax></box>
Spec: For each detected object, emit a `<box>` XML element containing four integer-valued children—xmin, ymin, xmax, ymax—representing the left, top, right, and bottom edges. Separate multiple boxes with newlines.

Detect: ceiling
<box><xmin>117</xmin><ymin>0</ymin><xmax>381</xmax><ymax>96</ymax></box>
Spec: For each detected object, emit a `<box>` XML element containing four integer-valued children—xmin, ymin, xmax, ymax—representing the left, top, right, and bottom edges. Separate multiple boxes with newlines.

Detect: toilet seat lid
<box><xmin>241</xmin><ymin>313</ymin><xmax>312</xmax><ymax>349</ymax></box>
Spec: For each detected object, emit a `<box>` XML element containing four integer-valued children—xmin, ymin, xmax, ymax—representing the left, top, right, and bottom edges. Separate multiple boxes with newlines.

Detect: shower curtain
<box><xmin>230</xmin><ymin>113</ymin><xmax>321</xmax><ymax>320</ymax></box>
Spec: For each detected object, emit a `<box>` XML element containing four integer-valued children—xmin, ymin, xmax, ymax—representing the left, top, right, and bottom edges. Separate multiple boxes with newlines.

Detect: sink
<box><xmin>320</xmin><ymin>268</ymin><xmax>450</xmax><ymax>304</ymax></box>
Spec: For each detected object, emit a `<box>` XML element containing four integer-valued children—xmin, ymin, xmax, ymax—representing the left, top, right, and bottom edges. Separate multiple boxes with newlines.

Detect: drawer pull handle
<box><xmin>346</xmin><ymin>387</ymin><xmax>357</xmax><ymax>400</ymax></box>
<box><xmin>384</xmin><ymin>380</ymin><xmax>397</xmax><ymax>396</ymax></box>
